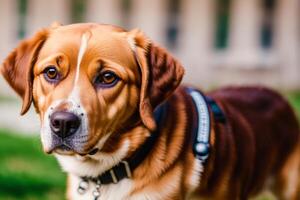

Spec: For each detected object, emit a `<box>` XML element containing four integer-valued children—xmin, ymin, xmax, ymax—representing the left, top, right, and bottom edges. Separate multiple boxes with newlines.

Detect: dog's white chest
<box><xmin>69</xmin><ymin>175</ymin><xmax>133</xmax><ymax>200</ymax></box>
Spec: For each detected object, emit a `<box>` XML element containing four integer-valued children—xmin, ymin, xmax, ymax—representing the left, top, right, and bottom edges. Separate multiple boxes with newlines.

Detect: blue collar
<box><xmin>79</xmin><ymin>101</ymin><xmax>167</xmax><ymax>193</ymax></box>
<box><xmin>187</xmin><ymin>88</ymin><xmax>225</xmax><ymax>162</ymax></box>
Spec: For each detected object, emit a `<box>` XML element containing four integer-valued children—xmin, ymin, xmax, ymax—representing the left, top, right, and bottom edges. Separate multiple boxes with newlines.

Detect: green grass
<box><xmin>0</xmin><ymin>92</ymin><xmax>299</xmax><ymax>199</ymax></box>
<box><xmin>0</xmin><ymin>95</ymin><xmax>18</xmax><ymax>103</ymax></box>
<box><xmin>0</xmin><ymin>129</ymin><xmax>66</xmax><ymax>200</ymax></box>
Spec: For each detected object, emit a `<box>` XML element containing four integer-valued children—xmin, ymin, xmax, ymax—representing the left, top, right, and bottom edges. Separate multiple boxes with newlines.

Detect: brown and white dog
<box><xmin>1</xmin><ymin>23</ymin><xmax>300</xmax><ymax>200</ymax></box>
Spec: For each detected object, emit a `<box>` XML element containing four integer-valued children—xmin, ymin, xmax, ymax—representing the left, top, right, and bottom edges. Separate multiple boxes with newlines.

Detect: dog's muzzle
<box><xmin>50</xmin><ymin>111</ymin><xmax>81</xmax><ymax>138</ymax></box>
<box><xmin>46</xmin><ymin>110</ymin><xmax>89</xmax><ymax>154</ymax></box>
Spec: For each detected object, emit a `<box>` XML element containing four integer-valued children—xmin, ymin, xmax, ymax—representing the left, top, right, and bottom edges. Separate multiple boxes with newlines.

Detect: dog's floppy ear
<box><xmin>128</xmin><ymin>29</ymin><xmax>185</xmax><ymax>131</ymax></box>
<box><xmin>1</xmin><ymin>29</ymin><xmax>48</xmax><ymax>115</ymax></box>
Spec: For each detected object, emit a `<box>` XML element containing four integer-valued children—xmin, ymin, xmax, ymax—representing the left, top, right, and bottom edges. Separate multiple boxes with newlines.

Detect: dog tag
<box><xmin>93</xmin><ymin>180</ymin><xmax>101</xmax><ymax>200</ymax></box>
<box><xmin>93</xmin><ymin>190</ymin><xmax>100</xmax><ymax>200</ymax></box>
<box><xmin>77</xmin><ymin>179</ymin><xmax>89</xmax><ymax>194</ymax></box>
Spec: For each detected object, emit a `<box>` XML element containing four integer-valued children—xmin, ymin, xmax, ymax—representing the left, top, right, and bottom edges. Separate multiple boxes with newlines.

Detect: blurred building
<box><xmin>0</xmin><ymin>0</ymin><xmax>299</xmax><ymax>97</ymax></box>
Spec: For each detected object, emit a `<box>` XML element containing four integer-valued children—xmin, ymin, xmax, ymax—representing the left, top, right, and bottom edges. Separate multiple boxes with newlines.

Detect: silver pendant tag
<box><xmin>93</xmin><ymin>180</ymin><xmax>101</xmax><ymax>200</ymax></box>
<box><xmin>77</xmin><ymin>179</ymin><xmax>89</xmax><ymax>194</ymax></box>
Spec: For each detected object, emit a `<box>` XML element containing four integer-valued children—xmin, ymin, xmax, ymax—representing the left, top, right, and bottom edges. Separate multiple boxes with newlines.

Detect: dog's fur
<box><xmin>1</xmin><ymin>23</ymin><xmax>300</xmax><ymax>200</ymax></box>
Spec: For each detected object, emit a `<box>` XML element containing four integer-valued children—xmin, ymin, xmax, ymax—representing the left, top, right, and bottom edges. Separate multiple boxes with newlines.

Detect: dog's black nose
<box><xmin>50</xmin><ymin>111</ymin><xmax>80</xmax><ymax>138</ymax></box>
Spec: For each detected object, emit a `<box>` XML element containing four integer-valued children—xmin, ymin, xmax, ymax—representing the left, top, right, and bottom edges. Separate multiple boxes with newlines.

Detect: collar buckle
<box><xmin>108</xmin><ymin>161</ymin><xmax>132</xmax><ymax>184</ymax></box>
<box><xmin>109</xmin><ymin>169</ymin><xmax>118</xmax><ymax>184</ymax></box>
<box><xmin>121</xmin><ymin>161</ymin><xmax>132</xmax><ymax>178</ymax></box>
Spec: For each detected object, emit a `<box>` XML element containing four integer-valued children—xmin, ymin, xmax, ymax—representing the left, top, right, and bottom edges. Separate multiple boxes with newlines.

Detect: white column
<box><xmin>86</xmin><ymin>0</ymin><xmax>122</xmax><ymax>26</ymax></box>
<box><xmin>0</xmin><ymin>0</ymin><xmax>19</xmax><ymax>97</ymax></box>
<box><xmin>178</xmin><ymin>0</ymin><xmax>215</xmax><ymax>87</ymax></box>
<box><xmin>274</xmin><ymin>0</ymin><xmax>300</xmax><ymax>89</ymax></box>
<box><xmin>0</xmin><ymin>0</ymin><xmax>18</xmax><ymax>61</ymax></box>
<box><xmin>228</xmin><ymin>0</ymin><xmax>261</xmax><ymax>68</ymax></box>
<box><xmin>26</xmin><ymin>0</ymin><xmax>71</xmax><ymax>36</ymax></box>
<box><xmin>130</xmin><ymin>0</ymin><xmax>168</xmax><ymax>45</ymax></box>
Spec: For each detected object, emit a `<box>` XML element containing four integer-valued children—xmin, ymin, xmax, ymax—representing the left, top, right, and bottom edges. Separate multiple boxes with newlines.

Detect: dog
<box><xmin>1</xmin><ymin>23</ymin><xmax>300</xmax><ymax>200</ymax></box>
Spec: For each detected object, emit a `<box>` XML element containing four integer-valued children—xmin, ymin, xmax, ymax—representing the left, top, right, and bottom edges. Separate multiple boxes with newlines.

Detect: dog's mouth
<box><xmin>51</xmin><ymin>145</ymin><xmax>74</xmax><ymax>155</ymax></box>
<box><xmin>52</xmin><ymin>144</ymin><xmax>99</xmax><ymax>156</ymax></box>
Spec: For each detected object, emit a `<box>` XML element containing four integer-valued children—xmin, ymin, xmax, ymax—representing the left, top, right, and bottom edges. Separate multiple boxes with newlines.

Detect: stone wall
<box><xmin>0</xmin><ymin>0</ymin><xmax>299</xmax><ymax>98</ymax></box>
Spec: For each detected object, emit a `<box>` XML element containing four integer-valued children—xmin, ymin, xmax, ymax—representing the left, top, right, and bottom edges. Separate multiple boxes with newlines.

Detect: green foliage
<box><xmin>286</xmin><ymin>91</ymin><xmax>300</xmax><ymax>118</ymax></box>
<box><xmin>0</xmin><ymin>96</ymin><xmax>18</xmax><ymax>103</ymax></box>
<box><xmin>17</xmin><ymin>0</ymin><xmax>27</xmax><ymax>39</ymax></box>
<box><xmin>0</xmin><ymin>130</ymin><xmax>66</xmax><ymax>200</ymax></box>
<box><xmin>71</xmin><ymin>0</ymin><xmax>86</xmax><ymax>23</ymax></box>
<box><xmin>215</xmin><ymin>0</ymin><xmax>231</xmax><ymax>49</ymax></box>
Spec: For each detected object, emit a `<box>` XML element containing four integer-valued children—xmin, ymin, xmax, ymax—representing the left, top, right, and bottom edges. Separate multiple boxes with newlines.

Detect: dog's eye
<box><xmin>94</xmin><ymin>71</ymin><xmax>119</xmax><ymax>87</ymax></box>
<box><xmin>43</xmin><ymin>66</ymin><xmax>60</xmax><ymax>83</ymax></box>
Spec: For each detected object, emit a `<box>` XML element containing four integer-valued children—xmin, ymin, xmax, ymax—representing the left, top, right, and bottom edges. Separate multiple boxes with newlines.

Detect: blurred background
<box><xmin>0</xmin><ymin>0</ymin><xmax>299</xmax><ymax>199</ymax></box>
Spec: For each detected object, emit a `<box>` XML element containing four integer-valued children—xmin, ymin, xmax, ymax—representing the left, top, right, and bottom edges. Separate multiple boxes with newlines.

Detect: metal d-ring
<box><xmin>92</xmin><ymin>179</ymin><xmax>101</xmax><ymax>200</ymax></box>
<box><xmin>77</xmin><ymin>179</ymin><xmax>89</xmax><ymax>195</ymax></box>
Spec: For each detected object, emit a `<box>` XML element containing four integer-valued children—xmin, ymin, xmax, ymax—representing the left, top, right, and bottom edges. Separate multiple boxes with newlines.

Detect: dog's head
<box><xmin>1</xmin><ymin>23</ymin><xmax>184</xmax><ymax>160</ymax></box>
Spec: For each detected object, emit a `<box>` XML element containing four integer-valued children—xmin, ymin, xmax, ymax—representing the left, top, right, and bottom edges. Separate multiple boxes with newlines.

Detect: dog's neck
<box><xmin>88</xmin><ymin>103</ymin><xmax>167</xmax><ymax>177</ymax></box>
<box><xmin>60</xmin><ymin>87</ymin><xmax>211</xmax><ymax>199</ymax></box>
